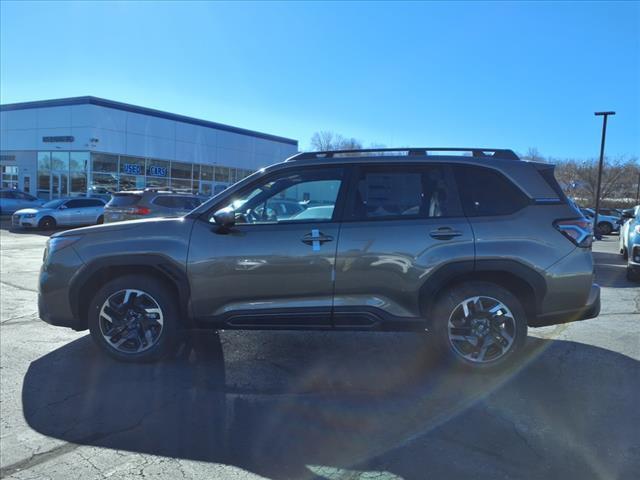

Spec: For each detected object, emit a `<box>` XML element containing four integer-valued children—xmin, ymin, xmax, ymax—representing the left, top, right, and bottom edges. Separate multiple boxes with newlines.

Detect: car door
<box><xmin>80</xmin><ymin>199</ymin><xmax>105</xmax><ymax>224</ymax></box>
<box><xmin>61</xmin><ymin>199</ymin><xmax>87</xmax><ymax>225</ymax></box>
<box><xmin>332</xmin><ymin>163</ymin><xmax>474</xmax><ymax>328</ymax></box>
<box><xmin>187</xmin><ymin>165</ymin><xmax>348</xmax><ymax>328</ymax></box>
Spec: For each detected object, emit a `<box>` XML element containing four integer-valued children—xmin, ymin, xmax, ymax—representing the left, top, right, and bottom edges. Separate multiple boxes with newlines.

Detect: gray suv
<box><xmin>104</xmin><ymin>190</ymin><xmax>203</xmax><ymax>223</ymax></box>
<box><xmin>38</xmin><ymin>148</ymin><xmax>600</xmax><ymax>368</ymax></box>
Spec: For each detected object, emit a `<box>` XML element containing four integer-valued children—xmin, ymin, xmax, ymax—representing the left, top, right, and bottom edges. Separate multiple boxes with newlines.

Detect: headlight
<box><xmin>23</xmin><ymin>213</ymin><xmax>36</xmax><ymax>218</ymax></box>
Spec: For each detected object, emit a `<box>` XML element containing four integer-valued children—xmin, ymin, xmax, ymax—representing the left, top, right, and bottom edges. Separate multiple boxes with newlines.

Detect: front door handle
<box><xmin>301</xmin><ymin>229</ymin><xmax>334</xmax><ymax>250</ymax></box>
<box><xmin>429</xmin><ymin>227</ymin><xmax>463</xmax><ymax>240</ymax></box>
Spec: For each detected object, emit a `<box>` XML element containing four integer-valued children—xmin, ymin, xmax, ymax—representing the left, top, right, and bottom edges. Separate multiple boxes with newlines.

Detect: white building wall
<box><xmin>0</xmin><ymin>104</ymin><xmax>298</xmax><ymax>166</ymax></box>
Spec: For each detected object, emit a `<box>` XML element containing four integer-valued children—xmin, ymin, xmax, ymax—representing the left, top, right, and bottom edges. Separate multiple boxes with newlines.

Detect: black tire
<box><xmin>88</xmin><ymin>274</ymin><xmax>179</xmax><ymax>362</ymax></box>
<box><xmin>96</xmin><ymin>215</ymin><xmax>104</xmax><ymax>225</ymax></box>
<box><xmin>430</xmin><ymin>281</ymin><xmax>528</xmax><ymax>371</ymax></box>
<box><xmin>627</xmin><ymin>266</ymin><xmax>640</xmax><ymax>282</ymax></box>
<box><xmin>622</xmin><ymin>247</ymin><xmax>628</xmax><ymax>260</ymax></box>
<box><xmin>38</xmin><ymin>216</ymin><xmax>56</xmax><ymax>230</ymax></box>
<box><xmin>597</xmin><ymin>222</ymin><xmax>612</xmax><ymax>236</ymax></box>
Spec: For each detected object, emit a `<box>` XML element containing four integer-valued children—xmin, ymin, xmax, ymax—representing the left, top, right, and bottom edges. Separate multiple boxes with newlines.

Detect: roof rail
<box><xmin>286</xmin><ymin>147</ymin><xmax>520</xmax><ymax>162</ymax></box>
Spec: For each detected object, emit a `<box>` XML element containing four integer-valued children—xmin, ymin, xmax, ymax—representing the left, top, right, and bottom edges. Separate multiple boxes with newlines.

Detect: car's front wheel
<box><xmin>38</xmin><ymin>216</ymin><xmax>56</xmax><ymax>230</ymax></box>
<box><xmin>88</xmin><ymin>274</ymin><xmax>178</xmax><ymax>362</ymax></box>
<box><xmin>431</xmin><ymin>281</ymin><xmax>528</xmax><ymax>370</ymax></box>
<box><xmin>627</xmin><ymin>265</ymin><xmax>640</xmax><ymax>282</ymax></box>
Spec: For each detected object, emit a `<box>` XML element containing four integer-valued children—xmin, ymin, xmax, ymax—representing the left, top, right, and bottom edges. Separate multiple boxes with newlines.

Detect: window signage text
<box><xmin>42</xmin><ymin>136</ymin><xmax>74</xmax><ymax>143</ymax></box>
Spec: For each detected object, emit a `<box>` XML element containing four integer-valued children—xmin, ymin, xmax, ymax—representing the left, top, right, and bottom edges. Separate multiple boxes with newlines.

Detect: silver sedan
<box><xmin>12</xmin><ymin>197</ymin><xmax>106</xmax><ymax>229</ymax></box>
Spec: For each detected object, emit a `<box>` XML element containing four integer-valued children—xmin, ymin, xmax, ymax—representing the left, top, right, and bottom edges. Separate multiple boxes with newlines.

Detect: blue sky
<box><xmin>1</xmin><ymin>1</ymin><xmax>638</xmax><ymax>159</ymax></box>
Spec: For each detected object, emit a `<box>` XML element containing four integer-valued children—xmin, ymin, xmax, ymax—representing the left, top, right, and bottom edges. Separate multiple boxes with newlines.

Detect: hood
<box><xmin>15</xmin><ymin>207</ymin><xmax>51</xmax><ymax>215</ymax></box>
<box><xmin>51</xmin><ymin>216</ymin><xmax>192</xmax><ymax>238</ymax></box>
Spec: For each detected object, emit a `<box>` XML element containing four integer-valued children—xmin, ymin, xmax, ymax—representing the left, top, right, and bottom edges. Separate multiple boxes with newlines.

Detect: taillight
<box><xmin>554</xmin><ymin>218</ymin><xmax>593</xmax><ymax>247</ymax></box>
<box><xmin>122</xmin><ymin>206</ymin><xmax>151</xmax><ymax>215</ymax></box>
<box><xmin>133</xmin><ymin>206</ymin><xmax>151</xmax><ymax>215</ymax></box>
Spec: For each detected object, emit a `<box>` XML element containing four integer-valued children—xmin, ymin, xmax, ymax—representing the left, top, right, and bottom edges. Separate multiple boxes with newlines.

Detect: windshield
<box><xmin>42</xmin><ymin>199</ymin><xmax>66</xmax><ymax>209</ymax></box>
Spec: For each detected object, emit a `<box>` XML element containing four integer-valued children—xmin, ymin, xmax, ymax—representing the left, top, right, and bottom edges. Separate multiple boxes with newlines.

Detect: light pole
<box><xmin>593</xmin><ymin>111</ymin><xmax>615</xmax><ymax>238</ymax></box>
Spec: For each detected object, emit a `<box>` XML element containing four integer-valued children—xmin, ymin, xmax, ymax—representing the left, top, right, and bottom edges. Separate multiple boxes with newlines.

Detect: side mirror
<box><xmin>212</xmin><ymin>208</ymin><xmax>235</xmax><ymax>228</ymax></box>
<box><xmin>59</xmin><ymin>204</ymin><xmax>67</xmax><ymax>210</ymax></box>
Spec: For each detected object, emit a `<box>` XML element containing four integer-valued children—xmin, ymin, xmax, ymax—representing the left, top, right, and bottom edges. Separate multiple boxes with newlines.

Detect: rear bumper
<box><xmin>530</xmin><ymin>283</ymin><xmax>600</xmax><ymax>327</ymax></box>
<box><xmin>534</xmin><ymin>287</ymin><xmax>601</xmax><ymax>326</ymax></box>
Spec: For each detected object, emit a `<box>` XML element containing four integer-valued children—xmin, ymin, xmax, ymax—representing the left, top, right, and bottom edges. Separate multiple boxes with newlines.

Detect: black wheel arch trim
<box><xmin>420</xmin><ymin>259</ymin><xmax>547</xmax><ymax>322</ymax></box>
<box><xmin>69</xmin><ymin>254</ymin><xmax>191</xmax><ymax>325</ymax></box>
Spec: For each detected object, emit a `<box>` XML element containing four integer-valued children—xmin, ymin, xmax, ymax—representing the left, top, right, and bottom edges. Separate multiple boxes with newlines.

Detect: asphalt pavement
<box><xmin>0</xmin><ymin>220</ymin><xmax>638</xmax><ymax>480</ymax></box>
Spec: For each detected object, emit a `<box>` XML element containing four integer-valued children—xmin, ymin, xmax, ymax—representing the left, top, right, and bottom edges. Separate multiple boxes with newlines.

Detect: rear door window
<box><xmin>453</xmin><ymin>165</ymin><xmax>530</xmax><ymax>216</ymax></box>
<box><xmin>346</xmin><ymin>164</ymin><xmax>462</xmax><ymax>220</ymax></box>
<box><xmin>107</xmin><ymin>194</ymin><xmax>141</xmax><ymax>207</ymax></box>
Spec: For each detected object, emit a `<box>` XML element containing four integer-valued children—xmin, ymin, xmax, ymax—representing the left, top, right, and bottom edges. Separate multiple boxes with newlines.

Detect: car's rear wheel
<box><xmin>38</xmin><ymin>216</ymin><xmax>56</xmax><ymax>230</ymax></box>
<box><xmin>88</xmin><ymin>274</ymin><xmax>178</xmax><ymax>362</ymax></box>
<box><xmin>597</xmin><ymin>222</ymin><xmax>612</xmax><ymax>235</ymax></box>
<box><xmin>96</xmin><ymin>215</ymin><xmax>104</xmax><ymax>225</ymax></box>
<box><xmin>431</xmin><ymin>282</ymin><xmax>527</xmax><ymax>370</ymax></box>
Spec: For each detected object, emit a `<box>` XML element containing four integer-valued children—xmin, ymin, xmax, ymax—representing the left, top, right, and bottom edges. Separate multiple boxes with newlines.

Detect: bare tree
<box><xmin>521</xmin><ymin>147</ymin><xmax>545</xmax><ymax>162</ymax></box>
<box><xmin>554</xmin><ymin>157</ymin><xmax>639</xmax><ymax>207</ymax></box>
<box><xmin>310</xmin><ymin>131</ymin><xmax>362</xmax><ymax>151</ymax></box>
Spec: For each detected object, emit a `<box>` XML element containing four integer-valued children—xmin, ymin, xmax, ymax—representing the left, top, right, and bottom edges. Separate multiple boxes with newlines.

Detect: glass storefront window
<box><xmin>70</xmin><ymin>152</ymin><xmax>89</xmax><ymax>172</ymax></box>
<box><xmin>120</xmin><ymin>156</ymin><xmax>145</xmax><ymax>176</ymax></box>
<box><xmin>171</xmin><ymin>161</ymin><xmax>192</xmax><ymax>179</ymax></box>
<box><xmin>90</xmin><ymin>173</ymin><xmax>118</xmax><ymax>195</ymax></box>
<box><xmin>1</xmin><ymin>165</ymin><xmax>19</xmax><ymax>190</ymax></box>
<box><xmin>215</xmin><ymin>166</ymin><xmax>229</xmax><ymax>183</ymax></box>
<box><xmin>51</xmin><ymin>151</ymin><xmax>69</xmax><ymax>171</ymax></box>
<box><xmin>201</xmin><ymin>165</ymin><xmax>214</xmax><ymax>181</ymax></box>
<box><xmin>147</xmin><ymin>158</ymin><xmax>170</xmax><ymax>178</ymax></box>
<box><xmin>171</xmin><ymin>178</ymin><xmax>192</xmax><ymax>193</ymax></box>
<box><xmin>119</xmin><ymin>174</ymin><xmax>145</xmax><ymax>191</ymax></box>
<box><xmin>70</xmin><ymin>172</ymin><xmax>87</xmax><ymax>195</ymax></box>
<box><xmin>37</xmin><ymin>152</ymin><xmax>51</xmax><ymax>193</ymax></box>
<box><xmin>146</xmin><ymin>176</ymin><xmax>169</xmax><ymax>189</ymax></box>
<box><xmin>193</xmin><ymin>164</ymin><xmax>201</xmax><ymax>181</ymax></box>
<box><xmin>92</xmin><ymin>153</ymin><xmax>118</xmax><ymax>173</ymax></box>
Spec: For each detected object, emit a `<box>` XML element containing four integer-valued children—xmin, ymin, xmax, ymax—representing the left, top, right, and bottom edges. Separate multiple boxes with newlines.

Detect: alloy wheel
<box><xmin>98</xmin><ymin>289</ymin><xmax>164</xmax><ymax>354</ymax></box>
<box><xmin>447</xmin><ymin>296</ymin><xmax>517</xmax><ymax>364</ymax></box>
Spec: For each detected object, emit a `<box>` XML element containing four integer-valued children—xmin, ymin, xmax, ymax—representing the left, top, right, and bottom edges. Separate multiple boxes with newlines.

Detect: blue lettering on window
<box><xmin>123</xmin><ymin>164</ymin><xmax>142</xmax><ymax>175</ymax></box>
<box><xmin>148</xmin><ymin>166</ymin><xmax>168</xmax><ymax>177</ymax></box>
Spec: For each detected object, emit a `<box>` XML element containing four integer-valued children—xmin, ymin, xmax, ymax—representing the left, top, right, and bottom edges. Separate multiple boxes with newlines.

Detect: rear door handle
<box><xmin>429</xmin><ymin>227</ymin><xmax>463</xmax><ymax>240</ymax></box>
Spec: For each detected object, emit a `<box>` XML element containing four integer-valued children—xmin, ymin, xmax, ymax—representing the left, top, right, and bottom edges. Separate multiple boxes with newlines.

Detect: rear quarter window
<box><xmin>107</xmin><ymin>194</ymin><xmax>141</xmax><ymax>207</ymax></box>
<box><xmin>453</xmin><ymin>165</ymin><xmax>530</xmax><ymax>217</ymax></box>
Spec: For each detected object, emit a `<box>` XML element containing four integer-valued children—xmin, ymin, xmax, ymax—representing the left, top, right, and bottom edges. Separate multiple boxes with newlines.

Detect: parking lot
<box><xmin>0</xmin><ymin>221</ymin><xmax>638</xmax><ymax>480</ymax></box>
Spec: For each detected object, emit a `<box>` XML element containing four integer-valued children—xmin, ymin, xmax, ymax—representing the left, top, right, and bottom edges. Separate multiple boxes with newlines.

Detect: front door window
<box><xmin>222</xmin><ymin>168</ymin><xmax>344</xmax><ymax>224</ymax></box>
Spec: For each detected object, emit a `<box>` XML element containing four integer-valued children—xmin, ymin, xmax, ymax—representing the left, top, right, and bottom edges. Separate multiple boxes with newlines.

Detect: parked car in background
<box><xmin>619</xmin><ymin>206</ymin><xmax>640</xmax><ymax>281</ymax></box>
<box><xmin>12</xmin><ymin>197</ymin><xmax>106</xmax><ymax>229</ymax></box>
<box><xmin>0</xmin><ymin>189</ymin><xmax>44</xmax><ymax>215</ymax></box>
<box><xmin>103</xmin><ymin>190</ymin><xmax>203</xmax><ymax>223</ymax></box>
<box><xmin>580</xmin><ymin>208</ymin><xmax>620</xmax><ymax>235</ymax></box>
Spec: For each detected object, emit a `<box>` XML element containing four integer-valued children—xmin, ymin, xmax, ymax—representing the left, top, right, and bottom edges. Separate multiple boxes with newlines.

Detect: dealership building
<box><xmin>0</xmin><ymin>96</ymin><xmax>298</xmax><ymax>199</ymax></box>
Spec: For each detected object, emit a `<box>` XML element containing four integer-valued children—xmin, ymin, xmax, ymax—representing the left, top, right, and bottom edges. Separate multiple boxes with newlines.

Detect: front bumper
<box><xmin>11</xmin><ymin>215</ymin><xmax>37</xmax><ymax>228</ymax></box>
<box><xmin>38</xmin><ymin>245</ymin><xmax>85</xmax><ymax>330</ymax></box>
<box><xmin>531</xmin><ymin>283</ymin><xmax>601</xmax><ymax>327</ymax></box>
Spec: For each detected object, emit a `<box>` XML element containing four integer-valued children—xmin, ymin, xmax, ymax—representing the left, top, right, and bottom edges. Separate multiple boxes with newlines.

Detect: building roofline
<box><xmin>0</xmin><ymin>96</ymin><xmax>298</xmax><ymax>146</ymax></box>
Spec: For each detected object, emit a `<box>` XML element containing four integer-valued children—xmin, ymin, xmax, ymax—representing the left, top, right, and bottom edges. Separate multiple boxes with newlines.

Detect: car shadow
<box><xmin>592</xmin><ymin>250</ymin><xmax>636</xmax><ymax>288</ymax></box>
<box><xmin>0</xmin><ymin>217</ymin><xmax>62</xmax><ymax>237</ymax></box>
<box><xmin>21</xmin><ymin>332</ymin><xmax>639</xmax><ymax>479</ymax></box>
